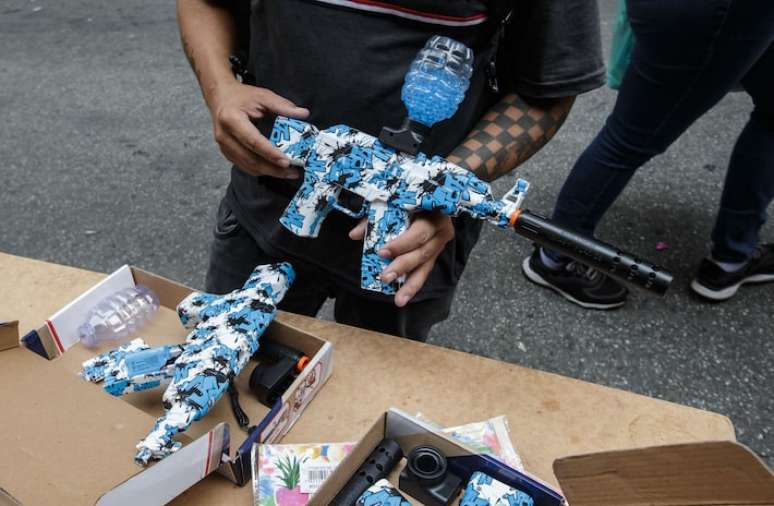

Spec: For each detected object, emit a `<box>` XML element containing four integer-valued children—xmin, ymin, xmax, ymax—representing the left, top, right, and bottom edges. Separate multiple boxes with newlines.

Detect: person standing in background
<box><xmin>523</xmin><ymin>0</ymin><xmax>774</xmax><ymax>309</ymax></box>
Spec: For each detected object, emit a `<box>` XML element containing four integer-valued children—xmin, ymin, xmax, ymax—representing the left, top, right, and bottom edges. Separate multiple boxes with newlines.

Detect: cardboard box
<box><xmin>1</xmin><ymin>266</ymin><xmax>333</xmax><ymax>505</ymax></box>
<box><xmin>314</xmin><ymin>409</ymin><xmax>774</xmax><ymax>506</ymax></box>
<box><xmin>0</xmin><ymin>320</ymin><xmax>18</xmax><ymax>351</ymax></box>
<box><xmin>313</xmin><ymin>409</ymin><xmax>564</xmax><ymax>505</ymax></box>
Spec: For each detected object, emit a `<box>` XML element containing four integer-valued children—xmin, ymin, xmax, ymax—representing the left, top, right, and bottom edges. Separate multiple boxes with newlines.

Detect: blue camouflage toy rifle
<box><xmin>269</xmin><ymin>37</ymin><xmax>673</xmax><ymax>296</ymax></box>
<box><xmin>272</xmin><ymin>115</ymin><xmax>529</xmax><ymax>294</ymax></box>
<box><xmin>81</xmin><ymin>263</ymin><xmax>295</xmax><ymax>465</ymax></box>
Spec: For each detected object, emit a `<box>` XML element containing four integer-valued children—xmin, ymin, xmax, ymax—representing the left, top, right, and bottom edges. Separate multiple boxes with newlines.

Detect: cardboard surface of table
<box><xmin>0</xmin><ymin>252</ymin><xmax>736</xmax><ymax>505</ymax></box>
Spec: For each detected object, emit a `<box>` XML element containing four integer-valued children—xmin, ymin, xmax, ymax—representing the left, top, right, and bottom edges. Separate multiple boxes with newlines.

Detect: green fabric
<box><xmin>607</xmin><ymin>0</ymin><xmax>635</xmax><ymax>89</ymax></box>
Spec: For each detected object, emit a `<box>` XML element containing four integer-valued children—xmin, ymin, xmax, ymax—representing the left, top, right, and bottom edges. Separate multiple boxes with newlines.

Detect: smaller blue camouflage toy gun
<box><xmin>270</xmin><ymin>36</ymin><xmax>672</xmax><ymax>296</ymax></box>
<box><xmin>81</xmin><ymin>263</ymin><xmax>294</xmax><ymax>465</ymax></box>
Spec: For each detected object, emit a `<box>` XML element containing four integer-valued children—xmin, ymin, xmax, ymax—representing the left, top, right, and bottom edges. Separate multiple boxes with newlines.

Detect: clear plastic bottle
<box><xmin>401</xmin><ymin>35</ymin><xmax>474</xmax><ymax>128</ymax></box>
<box><xmin>79</xmin><ymin>285</ymin><xmax>160</xmax><ymax>348</ymax></box>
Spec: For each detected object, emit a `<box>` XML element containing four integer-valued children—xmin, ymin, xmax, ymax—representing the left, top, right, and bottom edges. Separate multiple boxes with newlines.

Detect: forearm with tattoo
<box><xmin>448</xmin><ymin>94</ymin><xmax>575</xmax><ymax>182</ymax></box>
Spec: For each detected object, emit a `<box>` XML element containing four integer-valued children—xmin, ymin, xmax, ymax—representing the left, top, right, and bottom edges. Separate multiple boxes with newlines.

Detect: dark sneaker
<box><xmin>521</xmin><ymin>248</ymin><xmax>628</xmax><ymax>310</ymax></box>
<box><xmin>690</xmin><ymin>244</ymin><xmax>774</xmax><ymax>301</ymax></box>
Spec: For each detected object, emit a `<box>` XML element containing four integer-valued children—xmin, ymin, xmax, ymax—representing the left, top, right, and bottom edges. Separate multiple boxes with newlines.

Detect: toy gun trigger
<box><xmin>330</xmin><ymin>197</ymin><xmax>368</xmax><ymax>219</ymax></box>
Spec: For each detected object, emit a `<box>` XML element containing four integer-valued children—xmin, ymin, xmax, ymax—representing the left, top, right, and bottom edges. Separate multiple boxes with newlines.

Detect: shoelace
<box><xmin>565</xmin><ymin>261</ymin><xmax>601</xmax><ymax>282</ymax></box>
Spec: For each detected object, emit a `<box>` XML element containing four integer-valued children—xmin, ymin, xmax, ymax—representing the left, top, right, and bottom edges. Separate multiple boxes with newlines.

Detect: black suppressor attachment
<box><xmin>399</xmin><ymin>445</ymin><xmax>462</xmax><ymax>506</ymax></box>
<box><xmin>249</xmin><ymin>340</ymin><xmax>309</xmax><ymax>407</ymax></box>
<box><xmin>330</xmin><ymin>438</ymin><xmax>404</xmax><ymax>506</ymax></box>
<box><xmin>513</xmin><ymin>210</ymin><xmax>673</xmax><ymax>295</ymax></box>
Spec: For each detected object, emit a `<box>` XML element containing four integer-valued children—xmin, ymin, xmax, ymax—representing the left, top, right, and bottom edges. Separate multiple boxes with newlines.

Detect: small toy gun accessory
<box><xmin>341</xmin><ymin>442</ymin><xmax>537</xmax><ymax>506</ymax></box>
<box><xmin>331</xmin><ymin>438</ymin><xmax>404</xmax><ymax>506</ymax></box>
<box><xmin>249</xmin><ymin>339</ymin><xmax>310</xmax><ymax>407</ymax></box>
<box><xmin>460</xmin><ymin>471</ymin><xmax>534</xmax><ymax>506</ymax></box>
<box><xmin>78</xmin><ymin>284</ymin><xmax>159</xmax><ymax>348</ymax></box>
<box><xmin>269</xmin><ymin>36</ymin><xmax>672</xmax><ymax>296</ymax></box>
<box><xmin>357</xmin><ymin>479</ymin><xmax>411</xmax><ymax>506</ymax></box>
<box><xmin>400</xmin><ymin>445</ymin><xmax>463</xmax><ymax>506</ymax></box>
<box><xmin>81</xmin><ymin>263</ymin><xmax>295</xmax><ymax>465</ymax></box>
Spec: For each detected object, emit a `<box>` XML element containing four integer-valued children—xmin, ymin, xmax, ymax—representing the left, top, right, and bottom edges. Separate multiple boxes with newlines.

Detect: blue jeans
<box><xmin>551</xmin><ymin>0</ymin><xmax>774</xmax><ymax>263</ymax></box>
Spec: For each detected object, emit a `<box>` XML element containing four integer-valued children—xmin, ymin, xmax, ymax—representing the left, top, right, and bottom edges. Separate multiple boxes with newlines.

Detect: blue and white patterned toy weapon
<box><xmin>81</xmin><ymin>263</ymin><xmax>295</xmax><ymax>465</ymax></box>
<box><xmin>270</xmin><ymin>36</ymin><xmax>673</xmax><ymax>296</ymax></box>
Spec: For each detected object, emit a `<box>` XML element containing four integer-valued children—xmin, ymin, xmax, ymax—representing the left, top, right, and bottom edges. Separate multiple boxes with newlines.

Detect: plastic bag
<box><xmin>416</xmin><ymin>414</ymin><xmax>524</xmax><ymax>471</ymax></box>
<box><xmin>607</xmin><ymin>0</ymin><xmax>635</xmax><ymax>90</ymax></box>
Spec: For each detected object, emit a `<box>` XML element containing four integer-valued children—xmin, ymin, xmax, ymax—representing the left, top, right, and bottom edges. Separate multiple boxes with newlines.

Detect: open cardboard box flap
<box><xmin>554</xmin><ymin>441</ymin><xmax>774</xmax><ymax>506</ymax></box>
<box><xmin>0</xmin><ymin>345</ymin><xmax>226</xmax><ymax>506</ymax></box>
<box><xmin>1</xmin><ymin>265</ymin><xmax>333</xmax><ymax>506</ymax></box>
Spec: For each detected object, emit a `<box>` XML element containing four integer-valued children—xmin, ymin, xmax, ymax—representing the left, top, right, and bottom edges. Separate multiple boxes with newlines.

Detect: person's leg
<box><xmin>332</xmin><ymin>289</ymin><xmax>454</xmax><ymax>341</ymax></box>
<box><xmin>552</xmin><ymin>0</ymin><xmax>772</xmax><ymax>239</ymax></box>
<box><xmin>711</xmin><ymin>45</ymin><xmax>774</xmax><ymax>264</ymax></box>
<box><xmin>691</xmin><ymin>43</ymin><xmax>774</xmax><ymax>300</ymax></box>
<box><xmin>205</xmin><ymin>199</ymin><xmax>329</xmax><ymax>315</ymax></box>
<box><xmin>528</xmin><ymin>0</ymin><xmax>774</xmax><ymax>308</ymax></box>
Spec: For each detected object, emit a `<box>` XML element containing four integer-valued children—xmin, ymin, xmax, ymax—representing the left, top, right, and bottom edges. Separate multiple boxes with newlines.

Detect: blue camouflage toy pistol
<box><xmin>270</xmin><ymin>36</ymin><xmax>529</xmax><ymax>295</ymax></box>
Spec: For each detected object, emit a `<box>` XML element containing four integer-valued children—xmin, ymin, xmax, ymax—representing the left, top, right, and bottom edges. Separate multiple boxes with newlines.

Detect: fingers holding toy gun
<box><xmin>350</xmin><ymin>212</ymin><xmax>455</xmax><ymax>307</ymax></box>
<box><xmin>209</xmin><ymin>82</ymin><xmax>309</xmax><ymax>179</ymax></box>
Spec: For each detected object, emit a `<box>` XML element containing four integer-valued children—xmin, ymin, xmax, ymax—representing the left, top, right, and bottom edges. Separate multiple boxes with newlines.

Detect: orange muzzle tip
<box><xmin>296</xmin><ymin>355</ymin><xmax>310</xmax><ymax>373</ymax></box>
<box><xmin>508</xmin><ymin>209</ymin><xmax>522</xmax><ymax>227</ymax></box>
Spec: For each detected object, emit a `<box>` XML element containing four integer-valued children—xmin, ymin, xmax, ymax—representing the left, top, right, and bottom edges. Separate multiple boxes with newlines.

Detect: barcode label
<box><xmin>299</xmin><ymin>465</ymin><xmax>336</xmax><ymax>494</ymax></box>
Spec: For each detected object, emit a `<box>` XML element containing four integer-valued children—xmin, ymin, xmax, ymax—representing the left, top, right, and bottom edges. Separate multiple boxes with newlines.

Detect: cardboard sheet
<box><xmin>0</xmin><ymin>321</ymin><xmax>18</xmax><ymax>351</ymax></box>
<box><xmin>554</xmin><ymin>441</ymin><xmax>774</xmax><ymax>505</ymax></box>
<box><xmin>0</xmin><ymin>346</ymin><xmax>156</xmax><ymax>505</ymax></box>
<box><xmin>0</xmin><ymin>252</ymin><xmax>739</xmax><ymax>506</ymax></box>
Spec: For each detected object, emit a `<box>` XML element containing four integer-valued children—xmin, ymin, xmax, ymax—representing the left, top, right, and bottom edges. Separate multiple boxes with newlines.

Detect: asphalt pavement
<box><xmin>1</xmin><ymin>0</ymin><xmax>771</xmax><ymax>465</ymax></box>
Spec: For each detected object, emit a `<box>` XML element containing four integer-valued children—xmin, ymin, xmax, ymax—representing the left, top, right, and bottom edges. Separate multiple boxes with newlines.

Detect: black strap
<box><xmin>487</xmin><ymin>0</ymin><xmax>516</xmax><ymax>94</ymax></box>
<box><xmin>228</xmin><ymin>380</ymin><xmax>251</xmax><ymax>430</ymax></box>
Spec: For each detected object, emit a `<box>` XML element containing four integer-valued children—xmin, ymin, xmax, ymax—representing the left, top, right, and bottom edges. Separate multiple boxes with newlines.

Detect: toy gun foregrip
<box><xmin>513</xmin><ymin>210</ymin><xmax>673</xmax><ymax>295</ymax></box>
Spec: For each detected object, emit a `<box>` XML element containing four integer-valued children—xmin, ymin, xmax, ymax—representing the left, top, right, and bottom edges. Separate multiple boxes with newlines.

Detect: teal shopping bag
<box><xmin>607</xmin><ymin>0</ymin><xmax>635</xmax><ymax>89</ymax></box>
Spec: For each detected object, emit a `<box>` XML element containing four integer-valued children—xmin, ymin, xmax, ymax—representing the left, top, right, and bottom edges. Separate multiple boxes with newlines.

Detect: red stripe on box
<box><xmin>204</xmin><ymin>430</ymin><xmax>214</xmax><ymax>476</ymax></box>
<box><xmin>45</xmin><ymin>320</ymin><xmax>65</xmax><ymax>354</ymax></box>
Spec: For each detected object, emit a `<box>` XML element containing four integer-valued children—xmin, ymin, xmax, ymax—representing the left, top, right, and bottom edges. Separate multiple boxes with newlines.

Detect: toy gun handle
<box><xmin>512</xmin><ymin>210</ymin><xmax>673</xmax><ymax>295</ymax></box>
<box><xmin>361</xmin><ymin>201</ymin><xmax>411</xmax><ymax>294</ymax></box>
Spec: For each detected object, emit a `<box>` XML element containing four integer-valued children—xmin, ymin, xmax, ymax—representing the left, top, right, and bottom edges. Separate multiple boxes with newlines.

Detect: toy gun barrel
<box><xmin>512</xmin><ymin>210</ymin><xmax>673</xmax><ymax>295</ymax></box>
<box><xmin>330</xmin><ymin>438</ymin><xmax>403</xmax><ymax>506</ymax></box>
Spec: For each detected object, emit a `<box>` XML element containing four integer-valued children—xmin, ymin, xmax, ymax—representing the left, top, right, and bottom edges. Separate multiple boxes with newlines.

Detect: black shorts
<box><xmin>205</xmin><ymin>199</ymin><xmax>455</xmax><ymax>341</ymax></box>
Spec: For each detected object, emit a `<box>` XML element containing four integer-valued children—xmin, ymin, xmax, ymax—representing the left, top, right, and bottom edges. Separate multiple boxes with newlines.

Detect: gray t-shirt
<box><xmin>224</xmin><ymin>0</ymin><xmax>604</xmax><ymax>300</ymax></box>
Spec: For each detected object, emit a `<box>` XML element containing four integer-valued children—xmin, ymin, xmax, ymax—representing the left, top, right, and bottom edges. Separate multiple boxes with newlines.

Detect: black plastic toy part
<box><xmin>379</xmin><ymin>119</ymin><xmax>431</xmax><ymax>156</ymax></box>
<box><xmin>513</xmin><ymin>210</ymin><xmax>674</xmax><ymax>295</ymax></box>
<box><xmin>249</xmin><ymin>340</ymin><xmax>309</xmax><ymax>407</ymax></box>
<box><xmin>330</xmin><ymin>438</ymin><xmax>404</xmax><ymax>506</ymax></box>
<box><xmin>399</xmin><ymin>445</ymin><xmax>463</xmax><ymax>506</ymax></box>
